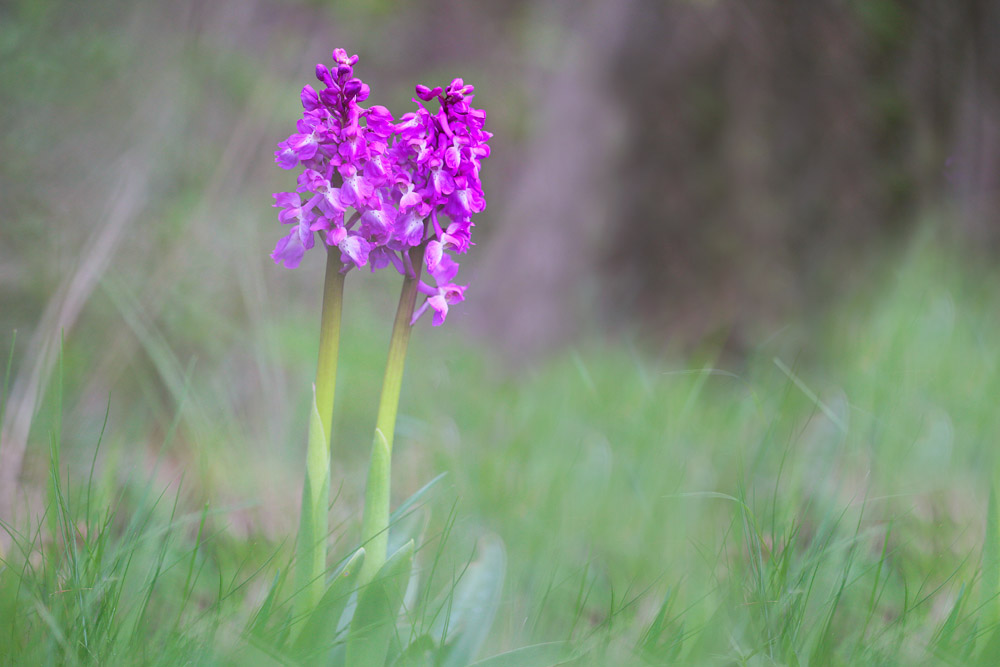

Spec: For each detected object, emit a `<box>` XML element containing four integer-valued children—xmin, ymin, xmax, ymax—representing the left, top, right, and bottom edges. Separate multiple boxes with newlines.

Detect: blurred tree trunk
<box><xmin>468</xmin><ymin>0</ymin><xmax>635</xmax><ymax>358</ymax></box>
<box><xmin>471</xmin><ymin>0</ymin><xmax>1000</xmax><ymax>358</ymax></box>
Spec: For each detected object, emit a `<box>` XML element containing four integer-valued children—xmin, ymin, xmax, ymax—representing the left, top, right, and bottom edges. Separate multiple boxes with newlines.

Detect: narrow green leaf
<box><xmin>934</xmin><ymin>582</ymin><xmax>966</xmax><ymax>651</ymax></box>
<box><xmin>248</xmin><ymin>569</ymin><xmax>286</xmax><ymax>638</ymax></box>
<box><xmin>306</xmin><ymin>386</ymin><xmax>330</xmax><ymax>512</ymax></box>
<box><xmin>388</xmin><ymin>507</ymin><xmax>428</xmax><ymax>560</ymax></box>
<box><xmin>359</xmin><ymin>428</ymin><xmax>392</xmax><ymax>586</ymax></box>
<box><xmin>977</xmin><ymin>625</ymin><xmax>1000</xmax><ymax>663</ymax></box>
<box><xmin>294</xmin><ymin>548</ymin><xmax>365</xmax><ymax>660</ymax></box>
<box><xmin>638</xmin><ymin>587</ymin><xmax>684</xmax><ymax>661</ymax></box>
<box><xmin>983</xmin><ymin>484</ymin><xmax>1000</xmax><ymax>627</ymax></box>
<box><xmin>346</xmin><ymin>540</ymin><xmax>415</xmax><ymax>667</ymax></box>
<box><xmin>294</xmin><ymin>387</ymin><xmax>332</xmax><ymax>619</ymax></box>
<box><xmin>0</xmin><ymin>329</ymin><xmax>16</xmax><ymax>435</ymax></box>
<box><xmin>390</xmin><ymin>634</ymin><xmax>436</xmax><ymax>667</ymax></box>
<box><xmin>389</xmin><ymin>472</ymin><xmax>448</xmax><ymax>525</ymax></box>
<box><xmin>437</xmin><ymin>534</ymin><xmax>506</xmax><ymax>667</ymax></box>
<box><xmin>467</xmin><ymin>641</ymin><xmax>573</xmax><ymax>667</ymax></box>
<box><xmin>773</xmin><ymin>357</ymin><xmax>848</xmax><ymax>433</ymax></box>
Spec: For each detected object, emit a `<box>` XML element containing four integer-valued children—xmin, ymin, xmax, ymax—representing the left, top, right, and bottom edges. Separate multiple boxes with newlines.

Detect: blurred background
<box><xmin>4</xmin><ymin>0</ymin><xmax>999</xmax><ymax>358</ymax></box>
<box><xmin>2</xmin><ymin>0</ymin><xmax>1000</xmax><ymax>657</ymax></box>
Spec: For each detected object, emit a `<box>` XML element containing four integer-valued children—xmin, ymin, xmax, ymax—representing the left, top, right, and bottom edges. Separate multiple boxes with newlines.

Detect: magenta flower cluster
<box><xmin>272</xmin><ymin>49</ymin><xmax>491</xmax><ymax>326</ymax></box>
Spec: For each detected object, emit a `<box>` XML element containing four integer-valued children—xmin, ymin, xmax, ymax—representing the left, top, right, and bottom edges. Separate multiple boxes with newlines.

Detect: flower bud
<box><xmin>343</xmin><ymin>78</ymin><xmax>363</xmax><ymax>99</ymax></box>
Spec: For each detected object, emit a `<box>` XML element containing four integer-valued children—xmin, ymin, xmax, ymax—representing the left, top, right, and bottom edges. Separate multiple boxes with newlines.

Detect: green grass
<box><xmin>3</xmin><ymin>237</ymin><xmax>1000</xmax><ymax>665</ymax></box>
<box><xmin>410</xmin><ymin>237</ymin><xmax>1000</xmax><ymax>664</ymax></box>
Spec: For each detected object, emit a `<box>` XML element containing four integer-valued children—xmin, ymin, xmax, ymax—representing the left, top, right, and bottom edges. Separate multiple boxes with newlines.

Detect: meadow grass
<box><xmin>2</xmin><ymin>237</ymin><xmax>999</xmax><ymax>665</ymax></box>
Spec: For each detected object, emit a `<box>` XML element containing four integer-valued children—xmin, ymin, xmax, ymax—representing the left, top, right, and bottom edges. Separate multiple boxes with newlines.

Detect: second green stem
<box><xmin>358</xmin><ymin>245</ymin><xmax>424</xmax><ymax>584</ymax></box>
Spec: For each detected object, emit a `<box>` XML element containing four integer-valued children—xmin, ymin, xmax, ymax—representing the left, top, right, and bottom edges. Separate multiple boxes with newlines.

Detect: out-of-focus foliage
<box><xmin>599</xmin><ymin>0</ymin><xmax>1000</xmax><ymax>353</ymax></box>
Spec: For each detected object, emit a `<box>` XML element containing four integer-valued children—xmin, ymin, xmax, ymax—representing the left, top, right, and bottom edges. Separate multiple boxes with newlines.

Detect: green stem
<box><xmin>315</xmin><ymin>249</ymin><xmax>345</xmax><ymax>441</ymax></box>
<box><xmin>295</xmin><ymin>248</ymin><xmax>344</xmax><ymax>616</ymax></box>
<box><xmin>359</xmin><ymin>245</ymin><xmax>424</xmax><ymax>584</ymax></box>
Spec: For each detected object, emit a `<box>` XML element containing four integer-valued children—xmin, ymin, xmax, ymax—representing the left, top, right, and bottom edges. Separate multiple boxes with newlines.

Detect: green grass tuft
<box><xmin>4</xmin><ymin>239</ymin><xmax>1000</xmax><ymax>664</ymax></box>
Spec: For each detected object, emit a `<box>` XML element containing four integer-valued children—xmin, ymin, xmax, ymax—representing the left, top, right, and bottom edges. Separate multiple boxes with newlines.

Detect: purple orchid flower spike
<box><xmin>387</xmin><ymin>78</ymin><xmax>491</xmax><ymax>325</ymax></box>
<box><xmin>271</xmin><ymin>49</ymin><xmax>490</xmax><ymax>325</ymax></box>
<box><xmin>271</xmin><ymin>50</ymin><xmax>397</xmax><ymax>272</ymax></box>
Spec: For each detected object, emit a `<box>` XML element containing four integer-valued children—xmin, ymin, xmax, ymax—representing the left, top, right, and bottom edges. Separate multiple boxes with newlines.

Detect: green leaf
<box><xmin>359</xmin><ymin>428</ymin><xmax>393</xmax><ymax>586</ymax></box>
<box><xmin>934</xmin><ymin>582</ymin><xmax>966</xmax><ymax>652</ymax></box>
<box><xmin>294</xmin><ymin>387</ymin><xmax>332</xmax><ymax>619</ymax></box>
<box><xmin>384</xmin><ymin>473</ymin><xmax>446</xmax><ymax>567</ymax></box>
<box><xmin>977</xmin><ymin>624</ymin><xmax>1000</xmax><ymax>663</ymax></box>
<box><xmin>346</xmin><ymin>540</ymin><xmax>415</xmax><ymax>667</ymax></box>
<box><xmin>637</xmin><ymin>587</ymin><xmax>684</xmax><ymax>662</ymax></box>
<box><xmin>305</xmin><ymin>386</ymin><xmax>331</xmax><ymax>512</ymax></box>
<box><xmin>247</xmin><ymin>569</ymin><xmax>287</xmax><ymax>640</ymax></box>
<box><xmin>389</xmin><ymin>472</ymin><xmax>448</xmax><ymax>525</ymax></box>
<box><xmin>293</xmin><ymin>548</ymin><xmax>365</xmax><ymax>661</ymax></box>
<box><xmin>388</xmin><ymin>507</ymin><xmax>428</xmax><ymax>559</ymax></box>
<box><xmin>467</xmin><ymin>641</ymin><xmax>573</xmax><ymax>667</ymax></box>
<box><xmin>436</xmin><ymin>534</ymin><xmax>506</xmax><ymax>667</ymax></box>
<box><xmin>390</xmin><ymin>634</ymin><xmax>437</xmax><ymax>667</ymax></box>
<box><xmin>983</xmin><ymin>484</ymin><xmax>1000</xmax><ymax>627</ymax></box>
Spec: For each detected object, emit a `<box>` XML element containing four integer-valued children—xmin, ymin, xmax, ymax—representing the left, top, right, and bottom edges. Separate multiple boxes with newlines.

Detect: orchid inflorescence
<box><xmin>272</xmin><ymin>49</ymin><xmax>491</xmax><ymax>326</ymax></box>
